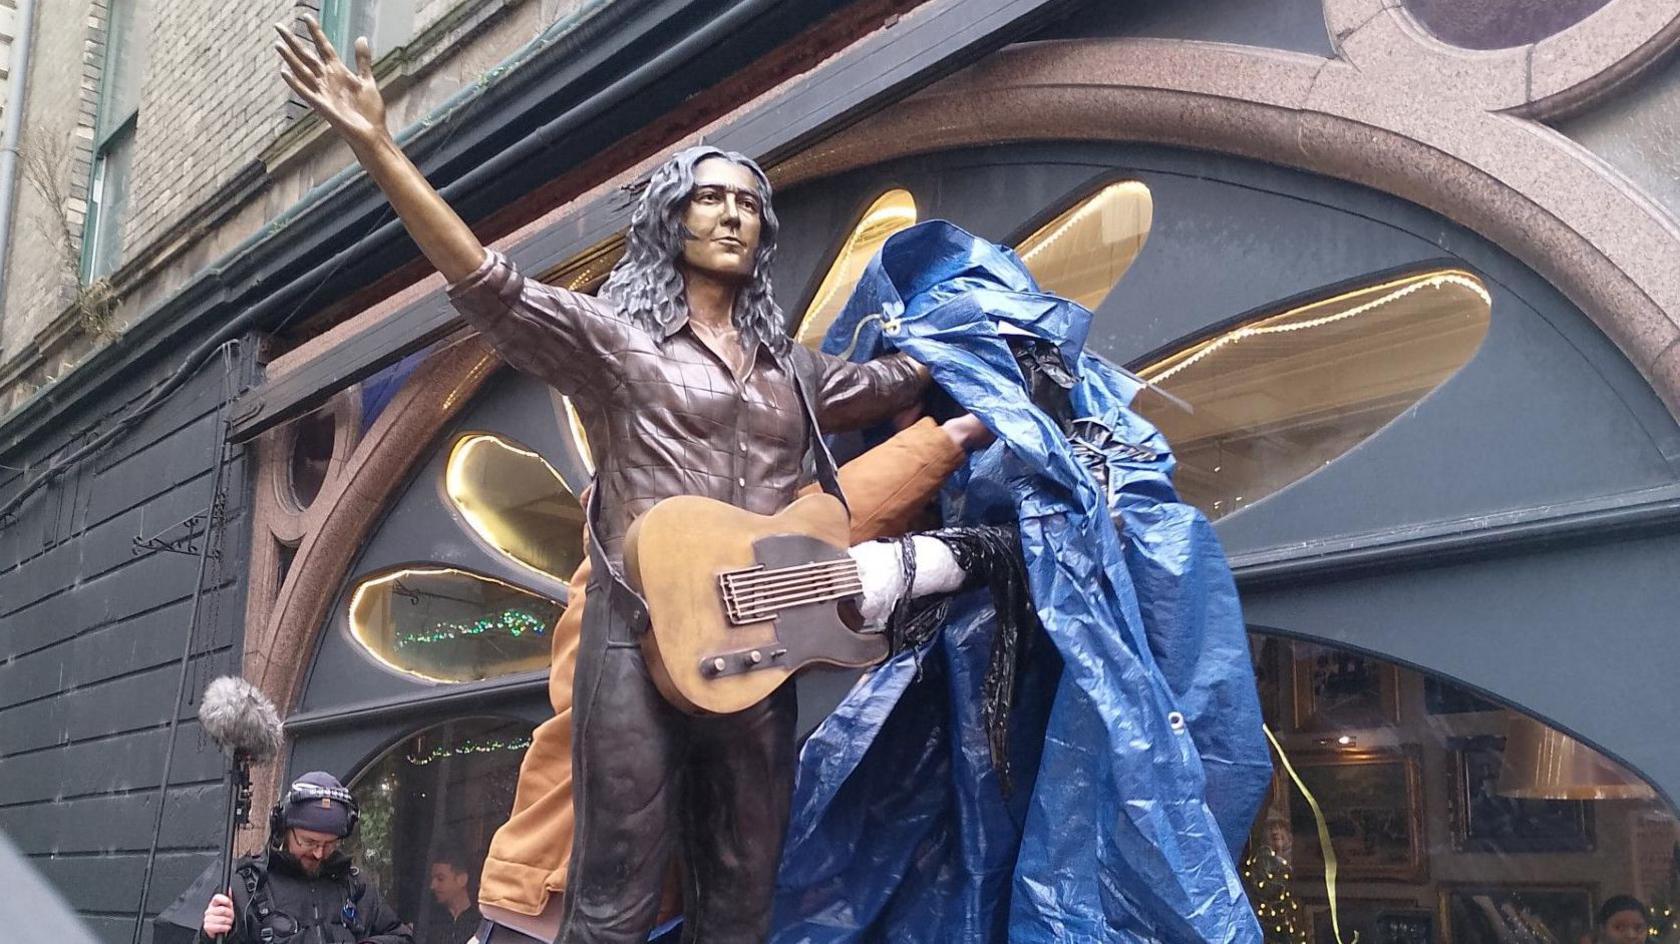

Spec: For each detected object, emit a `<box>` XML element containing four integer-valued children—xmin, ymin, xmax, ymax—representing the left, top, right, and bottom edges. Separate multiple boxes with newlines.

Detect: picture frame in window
<box><xmin>1248</xmin><ymin>633</ymin><xmax>1285</xmax><ymax>727</ymax></box>
<box><xmin>1291</xmin><ymin>641</ymin><xmax>1402</xmax><ymax>732</ymax></box>
<box><xmin>1284</xmin><ymin>747</ymin><xmax>1425</xmax><ymax>882</ymax></box>
<box><xmin>1438</xmin><ymin>883</ymin><xmax>1596</xmax><ymax>944</ymax></box>
<box><xmin>1448</xmin><ymin>735</ymin><xmax>1594</xmax><ymax>854</ymax></box>
<box><xmin>1303</xmin><ymin>900</ymin><xmax>1432</xmax><ymax>944</ymax></box>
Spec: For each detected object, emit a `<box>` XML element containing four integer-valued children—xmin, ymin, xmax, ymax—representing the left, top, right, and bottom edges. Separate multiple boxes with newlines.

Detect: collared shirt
<box><xmin>447</xmin><ymin>250</ymin><xmax>927</xmax><ymax>565</ymax></box>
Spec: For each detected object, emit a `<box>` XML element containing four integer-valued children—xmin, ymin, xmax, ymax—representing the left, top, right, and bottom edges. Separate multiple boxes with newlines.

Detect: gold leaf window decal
<box><xmin>796</xmin><ymin>189</ymin><xmax>918</xmax><ymax>347</ymax></box>
<box><xmin>1133</xmin><ymin>269</ymin><xmax>1492</xmax><ymax>520</ymax></box>
<box><xmin>1015</xmin><ymin>180</ymin><xmax>1153</xmax><ymax>313</ymax></box>
<box><xmin>348</xmin><ymin>566</ymin><xmax>561</xmax><ymax>682</ymax></box>
<box><xmin>445</xmin><ymin>433</ymin><xmax>585</xmax><ymax>582</ymax></box>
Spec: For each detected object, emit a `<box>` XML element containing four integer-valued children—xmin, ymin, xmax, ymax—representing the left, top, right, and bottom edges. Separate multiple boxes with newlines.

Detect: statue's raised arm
<box><xmin>273</xmin><ymin>15</ymin><xmax>486</xmax><ymax>283</ymax></box>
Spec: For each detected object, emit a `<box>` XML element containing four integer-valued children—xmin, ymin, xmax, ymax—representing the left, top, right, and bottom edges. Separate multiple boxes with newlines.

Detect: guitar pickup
<box><xmin>700</xmin><ymin>647</ymin><xmax>790</xmax><ymax>678</ymax></box>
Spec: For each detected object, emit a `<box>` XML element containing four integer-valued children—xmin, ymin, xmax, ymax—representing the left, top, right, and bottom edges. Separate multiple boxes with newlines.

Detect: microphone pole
<box><xmin>198</xmin><ymin>676</ymin><xmax>283</xmax><ymax>942</ymax></box>
<box><xmin>219</xmin><ymin>748</ymin><xmax>256</xmax><ymax>934</ymax></box>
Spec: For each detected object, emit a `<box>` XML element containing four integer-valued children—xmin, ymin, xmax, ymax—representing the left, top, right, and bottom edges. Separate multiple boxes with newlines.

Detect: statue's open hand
<box><xmin>274</xmin><ymin>15</ymin><xmax>387</xmax><ymax>147</ymax></box>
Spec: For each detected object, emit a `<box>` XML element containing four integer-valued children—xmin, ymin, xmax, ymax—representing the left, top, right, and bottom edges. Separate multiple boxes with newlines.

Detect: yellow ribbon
<box><xmin>1263</xmin><ymin>724</ymin><xmax>1357</xmax><ymax>944</ymax></box>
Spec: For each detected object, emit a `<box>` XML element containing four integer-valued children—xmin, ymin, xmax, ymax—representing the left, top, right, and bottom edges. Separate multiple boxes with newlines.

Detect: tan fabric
<box><xmin>478</xmin><ymin>418</ymin><xmax>966</xmax><ymax>917</ymax></box>
<box><xmin>447</xmin><ymin>250</ymin><xmax>926</xmax><ymax>569</ymax></box>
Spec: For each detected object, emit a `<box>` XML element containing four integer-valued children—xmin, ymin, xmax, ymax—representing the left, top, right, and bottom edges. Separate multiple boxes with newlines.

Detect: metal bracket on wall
<box><xmin>131</xmin><ymin>492</ymin><xmax>227</xmax><ymax>559</ymax></box>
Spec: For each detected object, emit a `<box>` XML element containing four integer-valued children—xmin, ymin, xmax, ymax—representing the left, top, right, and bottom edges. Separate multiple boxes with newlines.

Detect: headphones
<box><xmin>268</xmin><ymin>779</ymin><xmax>361</xmax><ymax>846</ymax></box>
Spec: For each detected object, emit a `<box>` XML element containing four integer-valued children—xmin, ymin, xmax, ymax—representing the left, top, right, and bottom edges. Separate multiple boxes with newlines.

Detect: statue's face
<box><xmin>679</xmin><ymin>157</ymin><xmax>763</xmax><ymax>282</ymax></box>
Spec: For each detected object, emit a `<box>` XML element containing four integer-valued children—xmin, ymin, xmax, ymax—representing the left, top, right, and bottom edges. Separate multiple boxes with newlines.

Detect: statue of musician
<box><xmin>274</xmin><ymin>17</ymin><xmax>941</xmax><ymax>944</ymax></box>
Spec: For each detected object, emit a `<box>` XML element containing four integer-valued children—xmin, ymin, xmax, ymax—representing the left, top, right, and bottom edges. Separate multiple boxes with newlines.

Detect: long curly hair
<box><xmin>599</xmin><ymin>146</ymin><xmax>787</xmax><ymax>354</ymax></box>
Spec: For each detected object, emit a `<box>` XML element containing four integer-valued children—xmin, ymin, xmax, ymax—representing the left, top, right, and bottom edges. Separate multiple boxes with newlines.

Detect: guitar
<box><xmin>623</xmin><ymin>492</ymin><xmax>887</xmax><ymax>714</ymax></box>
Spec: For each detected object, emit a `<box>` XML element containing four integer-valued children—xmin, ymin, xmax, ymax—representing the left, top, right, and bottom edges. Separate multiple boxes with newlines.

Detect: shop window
<box><xmin>1555</xmin><ymin>49</ymin><xmax>1680</xmax><ymax>227</ymax></box>
<box><xmin>345</xmin><ymin>716</ymin><xmax>533</xmax><ymax>942</ymax></box>
<box><xmin>446</xmin><ymin>433</ymin><xmax>585</xmax><ymax>582</ymax></box>
<box><xmin>289</xmin><ymin>406</ymin><xmax>338</xmax><ymax>510</ymax></box>
<box><xmin>1015</xmin><ymin>179</ymin><xmax>1153</xmax><ymax>314</ymax></box>
<box><xmin>796</xmin><ymin>189</ymin><xmax>919</xmax><ymax>347</ymax></box>
<box><xmin>321</xmin><ymin>0</ymin><xmax>414</xmax><ymax>57</ymax></box>
<box><xmin>1133</xmin><ymin>269</ymin><xmax>1491</xmax><ymax>520</ymax></box>
<box><xmin>82</xmin><ymin>0</ymin><xmax>151</xmax><ymax>281</ymax></box>
<box><xmin>1247</xmin><ymin>632</ymin><xmax>1675</xmax><ymax>944</ymax></box>
<box><xmin>348</xmin><ymin>566</ymin><xmax>560</xmax><ymax>682</ymax></box>
<box><xmin>1400</xmin><ymin>0</ymin><xmax>1608</xmax><ymax>50</ymax></box>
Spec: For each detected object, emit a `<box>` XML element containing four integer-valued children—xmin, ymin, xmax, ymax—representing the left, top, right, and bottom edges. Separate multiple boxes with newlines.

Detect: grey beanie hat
<box><xmin>281</xmin><ymin>771</ymin><xmax>354</xmax><ymax>838</ymax></box>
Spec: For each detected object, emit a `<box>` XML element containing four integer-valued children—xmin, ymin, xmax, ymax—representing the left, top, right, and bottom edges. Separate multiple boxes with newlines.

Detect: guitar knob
<box><xmin>749</xmin><ymin>650</ymin><xmax>763</xmax><ymax>664</ymax></box>
<box><xmin>711</xmin><ymin>657</ymin><xmax>727</xmax><ymax>674</ymax></box>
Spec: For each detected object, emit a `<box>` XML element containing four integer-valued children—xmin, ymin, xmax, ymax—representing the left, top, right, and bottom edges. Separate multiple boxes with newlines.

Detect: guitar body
<box><xmin>624</xmin><ymin>493</ymin><xmax>888</xmax><ymax>714</ymax></box>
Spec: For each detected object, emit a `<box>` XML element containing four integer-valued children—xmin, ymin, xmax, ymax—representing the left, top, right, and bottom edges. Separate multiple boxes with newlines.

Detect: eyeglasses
<box><xmin>288</xmin><ymin>831</ymin><xmax>341</xmax><ymax>855</ymax></box>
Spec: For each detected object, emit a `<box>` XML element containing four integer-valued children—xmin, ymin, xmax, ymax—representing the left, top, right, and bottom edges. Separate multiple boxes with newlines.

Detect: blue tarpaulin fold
<box><xmin>772</xmin><ymin>221</ymin><xmax>1271</xmax><ymax>944</ymax></box>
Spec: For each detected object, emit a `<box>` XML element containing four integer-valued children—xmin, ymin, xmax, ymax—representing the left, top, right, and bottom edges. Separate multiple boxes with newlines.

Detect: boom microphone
<box><xmin>198</xmin><ymin>676</ymin><xmax>283</xmax><ymax>762</ymax></box>
<box><xmin>199</xmin><ymin>676</ymin><xmax>285</xmax><ymax>941</ymax></box>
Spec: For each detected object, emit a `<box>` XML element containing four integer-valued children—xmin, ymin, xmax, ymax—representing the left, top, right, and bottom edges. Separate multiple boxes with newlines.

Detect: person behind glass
<box><xmin>1592</xmin><ymin>895</ymin><xmax>1651</xmax><ymax>944</ymax></box>
<box><xmin>272</xmin><ymin>17</ymin><xmax>929</xmax><ymax>944</ymax></box>
<box><xmin>200</xmin><ymin>771</ymin><xmax>413</xmax><ymax>943</ymax></box>
<box><xmin>425</xmin><ymin>851</ymin><xmax>482</xmax><ymax>944</ymax></box>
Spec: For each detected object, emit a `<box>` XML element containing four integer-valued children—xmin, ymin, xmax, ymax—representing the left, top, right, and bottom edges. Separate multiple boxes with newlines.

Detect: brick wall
<box><xmin>0</xmin><ymin>0</ymin><xmax>602</xmax><ymax>409</ymax></box>
<box><xmin>121</xmin><ymin>0</ymin><xmax>296</xmax><ymax>261</ymax></box>
<box><xmin>0</xmin><ymin>0</ymin><xmax>100</xmax><ymax>363</ymax></box>
<box><xmin>0</xmin><ymin>0</ymin><xmax>18</xmax><ymax>112</ymax></box>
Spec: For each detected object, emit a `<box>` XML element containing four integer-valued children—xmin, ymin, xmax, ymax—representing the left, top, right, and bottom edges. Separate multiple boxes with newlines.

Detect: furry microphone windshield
<box><xmin>198</xmin><ymin>676</ymin><xmax>283</xmax><ymax>761</ymax></box>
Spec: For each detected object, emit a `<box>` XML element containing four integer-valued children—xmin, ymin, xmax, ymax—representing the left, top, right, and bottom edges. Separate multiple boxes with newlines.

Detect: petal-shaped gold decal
<box><xmin>1134</xmin><ymin>270</ymin><xmax>1491</xmax><ymax>520</ymax></box>
<box><xmin>1016</xmin><ymin>180</ymin><xmax>1152</xmax><ymax>313</ymax></box>
<box><xmin>561</xmin><ymin>397</ymin><xmax>594</xmax><ymax>477</ymax></box>
<box><xmin>446</xmin><ymin>433</ymin><xmax>585</xmax><ymax>581</ymax></box>
<box><xmin>348</xmin><ymin>566</ymin><xmax>560</xmax><ymax>682</ymax></box>
<box><xmin>796</xmin><ymin>189</ymin><xmax>918</xmax><ymax>348</ymax></box>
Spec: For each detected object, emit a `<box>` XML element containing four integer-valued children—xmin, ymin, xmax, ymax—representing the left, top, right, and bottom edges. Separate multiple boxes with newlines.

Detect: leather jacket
<box><xmin>447</xmin><ymin>250</ymin><xmax>927</xmax><ymax>566</ymax></box>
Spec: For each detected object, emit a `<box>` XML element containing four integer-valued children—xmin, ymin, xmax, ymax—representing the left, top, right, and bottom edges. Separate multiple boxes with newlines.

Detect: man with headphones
<box><xmin>200</xmin><ymin>771</ymin><xmax>414</xmax><ymax>943</ymax></box>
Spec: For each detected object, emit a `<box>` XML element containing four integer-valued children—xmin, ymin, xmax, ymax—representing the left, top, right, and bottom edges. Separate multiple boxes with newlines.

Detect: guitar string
<box><xmin>725</xmin><ymin>558</ymin><xmax>859</xmax><ymax>586</ymax></box>
<box><xmin>731</xmin><ymin>575</ymin><xmax>861</xmax><ymax>602</ymax></box>
<box><xmin>725</xmin><ymin>560</ymin><xmax>859</xmax><ymax>592</ymax></box>
<box><xmin>728</xmin><ymin>581</ymin><xmax>865</xmax><ymax>614</ymax></box>
<box><xmin>731</xmin><ymin>576</ymin><xmax>858</xmax><ymax>597</ymax></box>
<box><xmin>730</xmin><ymin>580</ymin><xmax>865</xmax><ymax>608</ymax></box>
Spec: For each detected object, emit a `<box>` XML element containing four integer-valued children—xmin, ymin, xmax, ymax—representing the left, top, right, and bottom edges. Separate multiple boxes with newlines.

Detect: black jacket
<box><xmin>199</xmin><ymin>848</ymin><xmax>413</xmax><ymax>944</ymax></box>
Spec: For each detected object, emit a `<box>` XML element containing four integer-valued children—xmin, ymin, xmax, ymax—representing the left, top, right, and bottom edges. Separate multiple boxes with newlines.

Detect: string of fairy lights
<box><xmin>393</xmin><ymin>608</ymin><xmax>551</xmax><ymax>648</ymax></box>
<box><xmin>405</xmin><ymin>734</ymin><xmax>535</xmax><ymax>767</ymax></box>
<box><xmin>1242</xmin><ymin>847</ymin><xmax>1310</xmax><ymax>944</ymax></box>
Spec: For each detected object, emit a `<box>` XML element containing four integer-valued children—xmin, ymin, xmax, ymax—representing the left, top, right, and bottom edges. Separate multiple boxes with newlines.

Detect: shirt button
<box><xmin>737</xmin><ymin>477</ymin><xmax>746</xmax><ymax>488</ymax></box>
<box><xmin>738</xmin><ymin>439</ymin><xmax>747</xmax><ymax>451</ymax></box>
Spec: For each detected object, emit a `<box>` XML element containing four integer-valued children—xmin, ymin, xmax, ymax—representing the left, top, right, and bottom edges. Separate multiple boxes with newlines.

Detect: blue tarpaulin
<box><xmin>772</xmin><ymin>222</ymin><xmax>1271</xmax><ymax>943</ymax></box>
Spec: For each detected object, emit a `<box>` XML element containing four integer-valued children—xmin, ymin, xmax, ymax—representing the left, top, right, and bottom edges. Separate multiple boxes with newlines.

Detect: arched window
<box><xmin>344</xmin><ymin>716</ymin><xmax>535</xmax><ymax>942</ymax></box>
<box><xmin>1247</xmin><ymin>630</ymin><xmax>1676</xmax><ymax>944</ymax></box>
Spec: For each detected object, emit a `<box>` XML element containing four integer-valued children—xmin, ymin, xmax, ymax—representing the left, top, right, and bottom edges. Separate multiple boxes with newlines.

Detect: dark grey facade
<box><xmin>0</xmin><ymin>346</ymin><xmax>254</xmax><ymax>941</ymax></box>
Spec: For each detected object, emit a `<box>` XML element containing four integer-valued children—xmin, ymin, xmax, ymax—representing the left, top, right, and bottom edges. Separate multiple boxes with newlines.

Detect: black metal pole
<box><xmin>215</xmin><ymin>753</ymin><xmax>252</xmax><ymax>943</ymax></box>
<box><xmin>129</xmin><ymin>342</ymin><xmax>237</xmax><ymax>944</ymax></box>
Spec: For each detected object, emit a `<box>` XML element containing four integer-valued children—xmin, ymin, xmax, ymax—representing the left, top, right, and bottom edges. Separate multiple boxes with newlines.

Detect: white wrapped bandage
<box><xmin>848</xmin><ymin>536</ymin><xmax>968</xmax><ymax>626</ymax></box>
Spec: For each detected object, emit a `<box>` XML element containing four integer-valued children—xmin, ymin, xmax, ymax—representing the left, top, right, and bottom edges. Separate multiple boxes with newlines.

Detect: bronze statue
<box><xmin>275</xmin><ymin>17</ymin><xmax>932</xmax><ymax>943</ymax></box>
